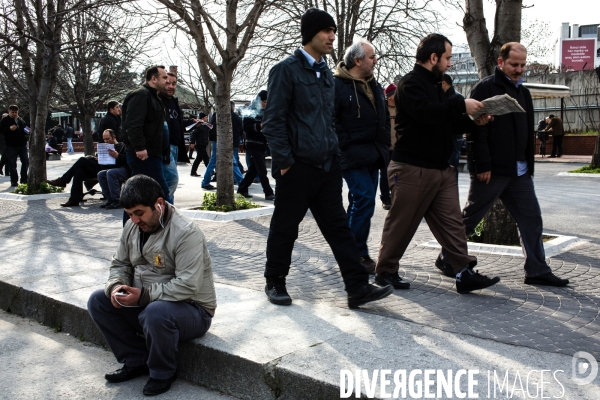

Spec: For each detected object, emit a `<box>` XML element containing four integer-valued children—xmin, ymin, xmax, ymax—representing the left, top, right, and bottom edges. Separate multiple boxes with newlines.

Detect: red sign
<box><xmin>561</xmin><ymin>39</ymin><xmax>596</xmax><ymax>71</ymax></box>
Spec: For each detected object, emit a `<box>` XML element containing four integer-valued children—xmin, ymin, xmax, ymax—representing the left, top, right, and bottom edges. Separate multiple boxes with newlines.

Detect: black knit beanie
<box><xmin>258</xmin><ymin>90</ymin><xmax>268</xmax><ymax>101</ymax></box>
<box><xmin>301</xmin><ymin>8</ymin><xmax>337</xmax><ymax>45</ymax></box>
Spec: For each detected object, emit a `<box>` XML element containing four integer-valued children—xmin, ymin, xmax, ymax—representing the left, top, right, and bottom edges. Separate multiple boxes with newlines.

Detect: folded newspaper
<box><xmin>469</xmin><ymin>94</ymin><xmax>525</xmax><ymax>120</ymax></box>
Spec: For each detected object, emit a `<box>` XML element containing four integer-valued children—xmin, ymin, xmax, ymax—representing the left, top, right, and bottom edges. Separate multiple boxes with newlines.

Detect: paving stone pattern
<box><xmin>1</xmin><ymin>196</ymin><xmax>598</xmax><ymax>362</ymax></box>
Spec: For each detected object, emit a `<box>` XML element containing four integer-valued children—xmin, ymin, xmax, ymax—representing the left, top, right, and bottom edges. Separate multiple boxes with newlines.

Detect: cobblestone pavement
<box><xmin>1</xmin><ymin>158</ymin><xmax>598</xmax><ymax>364</ymax></box>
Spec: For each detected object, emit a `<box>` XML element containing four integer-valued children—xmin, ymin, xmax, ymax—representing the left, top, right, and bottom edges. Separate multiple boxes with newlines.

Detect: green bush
<box><xmin>197</xmin><ymin>192</ymin><xmax>262</xmax><ymax>212</ymax></box>
<box><xmin>568</xmin><ymin>165</ymin><xmax>600</xmax><ymax>174</ymax></box>
<box><xmin>12</xmin><ymin>182</ymin><xmax>65</xmax><ymax>195</ymax></box>
<box><xmin>468</xmin><ymin>219</ymin><xmax>485</xmax><ymax>243</ymax></box>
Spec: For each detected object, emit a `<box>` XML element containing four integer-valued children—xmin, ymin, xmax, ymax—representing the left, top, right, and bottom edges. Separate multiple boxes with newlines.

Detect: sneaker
<box><xmin>382</xmin><ymin>202</ymin><xmax>391</xmax><ymax>210</ymax></box>
<box><xmin>360</xmin><ymin>256</ymin><xmax>376</xmax><ymax>274</ymax></box>
<box><xmin>46</xmin><ymin>178</ymin><xmax>66</xmax><ymax>188</ymax></box>
<box><xmin>456</xmin><ymin>269</ymin><xmax>500</xmax><ymax>294</ymax></box>
<box><xmin>237</xmin><ymin>192</ymin><xmax>252</xmax><ymax>198</ymax></box>
<box><xmin>105</xmin><ymin>364</ymin><xmax>149</xmax><ymax>383</ymax></box>
<box><xmin>201</xmin><ymin>184</ymin><xmax>216</xmax><ymax>190</ymax></box>
<box><xmin>265</xmin><ymin>194</ymin><xmax>276</xmax><ymax>201</ymax></box>
<box><xmin>375</xmin><ymin>272</ymin><xmax>410</xmax><ymax>289</ymax></box>
<box><xmin>142</xmin><ymin>373</ymin><xmax>177</xmax><ymax>396</ymax></box>
<box><xmin>347</xmin><ymin>283</ymin><xmax>394</xmax><ymax>308</ymax></box>
<box><xmin>265</xmin><ymin>276</ymin><xmax>292</xmax><ymax>305</ymax></box>
<box><xmin>524</xmin><ymin>272</ymin><xmax>569</xmax><ymax>287</ymax></box>
<box><xmin>435</xmin><ymin>255</ymin><xmax>456</xmax><ymax>277</ymax></box>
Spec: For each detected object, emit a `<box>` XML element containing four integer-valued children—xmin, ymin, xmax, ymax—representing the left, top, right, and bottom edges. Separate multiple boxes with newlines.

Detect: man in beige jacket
<box><xmin>87</xmin><ymin>175</ymin><xmax>216</xmax><ymax>396</ymax></box>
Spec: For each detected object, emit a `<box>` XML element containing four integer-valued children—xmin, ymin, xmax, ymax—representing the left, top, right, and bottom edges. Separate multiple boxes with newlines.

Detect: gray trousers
<box><xmin>458</xmin><ymin>173</ymin><xmax>551</xmax><ymax>277</ymax></box>
<box><xmin>87</xmin><ymin>289</ymin><xmax>212</xmax><ymax>379</ymax></box>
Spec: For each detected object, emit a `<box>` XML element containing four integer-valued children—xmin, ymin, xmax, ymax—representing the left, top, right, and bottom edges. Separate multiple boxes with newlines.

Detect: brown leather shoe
<box><xmin>47</xmin><ymin>178</ymin><xmax>66</xmax><ymax>188</ymax></box>
<box><xmin>60</xmin><ymin>200</ymin><xmax>80</xmax><ymax>207</ymax></box>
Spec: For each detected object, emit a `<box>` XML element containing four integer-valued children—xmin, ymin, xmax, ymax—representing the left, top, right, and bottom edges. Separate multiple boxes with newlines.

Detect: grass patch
<box><xmin>566</xmin><ymin>130</ymin><xmax>598</xmax><ymax>135</ymax></box>
<box><xmin>12</xmin><ymin>182</ymin><xmax>65</xmax><ymax>195</ymax></box>
<box><xmin>469</xmin><ymin>219</ymin><xmax>557</xmax><ymax>243</ymax></box>
<box><xmin>192</xmin><ymin>192</ymin><xmax>262</xmax><ymax>212</ymax></box>
<box><xmin>568</xmin><ymin>165</ymin><xmax>600</xmax><ymax>174</ymax></box>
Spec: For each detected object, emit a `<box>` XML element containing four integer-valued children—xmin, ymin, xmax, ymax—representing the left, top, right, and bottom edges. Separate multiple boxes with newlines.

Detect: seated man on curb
<box><xmin>97</xmin><ymin>130</ymin><xmax>131</xmax><ymax>209</ymax></box>
<box><xmin>47</xmin><ymin>129</ymin><xmax>121</xmax><ymax>207</ymax></box>
<box><xmin>87</xmin><ymin>175</ymin><xmax>217</xmax><ymax>396</ymax></box>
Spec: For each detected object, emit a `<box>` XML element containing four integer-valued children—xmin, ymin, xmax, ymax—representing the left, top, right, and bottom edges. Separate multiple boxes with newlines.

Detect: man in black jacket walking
<box><xmin>121</xmin><ymin>66</ymin><xmax>170</xmax><ymax>202</ymax></box>
<box><xmin>0</xmin><ymin>105</ymin><xmax>29</xmax><ymax>187</ymax></box>
<box><xmin>262</xmin><ymin>8</ymin><xmax>393</xmax><ymax>309</ymax></box>
<box><xmin>96</xmin><ymin>101</ymin><xmax>122</xmax><ymax>141</ymax></box>
<box><xmin>438</xmin><ymin>42</ymin><xmax>568</xmax><ymax>287</ymax></box>
<box><xmin>375</xmin><ymin>34</ymin><xmax>499</xmax><ymax>294</ymax></box>
<box><xmin>333</xmin><ymin>39</ymin><xmax>390</xmax><ymax>275</ymax></box>
<box><xmin>189</xmin><ymin>112</ymin><xmax>211</xmax><ymax>176</ymax></box>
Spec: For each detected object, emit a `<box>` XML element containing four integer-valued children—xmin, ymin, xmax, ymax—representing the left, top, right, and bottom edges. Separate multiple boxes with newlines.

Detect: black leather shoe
<box><xmin>360</xmin><ymin>256</ymin><xmax>376</xmax><ymax>274</ymax></box>
<box><xmin>105</xmin><ymin>364</ymin><xmax>149</xmax><ymax>383</ymax></box>
<box><xmin>142</xmin><ymin>373</ymin><xmax>177</xmax><ymax>396</ymax></box>
<box><xmin>265</xmin><ymin>276</ymin><xmax>292</xmax><ymax>305</ymax></box>
<box><xmin>524</xmin><ymin>272</ymin><xmax>569</xmax><ymax>287</ymax></box>
<box><xmin>375</xmin><ymin>272</ymin><xmax>410</xmax><ymax>289</ymax></box>
<box><xmin>201</xmin><ymin>184</ymin><xmax>216</xmax><ymax>190</ymax></box>
<box><xmin>60</xmin><ymin>200</ymin><xmax>80</xmax><ymax>207</ymax></box>
<box><xmin>348</xmin><ymin>283</ymin><xmax>394</xmax><ymax>309</ymax></box>
<box><xmin>265</xmin><ymin>194</ymin><xmax>276</xmax><ymax>201</ymax></box>
<box><xmin>47</xmin><ymin>178</ymin><xmax>66</xmax><ymax>187</ymax></box>
<box><xmin>382</xmin><ymin>202</ymin><xmax>391</xmax><ymax>210</ymax></box>
<box><xmin>237</xmin><ymin>191</ymin><xmax>252</xmax><ymax>198</ymax></box>
<box><xmin>456</xmin><ymin>270</ymin><xmax>500</xmax><ymax>294</ymax></box>
<box><xmin>190</xmin><ymin>172</ymin><xmax>200</xmax><ymax>176</ymax></box>
<box><xmin>435</xmin><ymin>255</ymin><xmax>456</xmax><ymax>277</ymax></box>
<box><xmin>106</xmin><ymin>201</ymin><xmax>122</xmax><ymax>209</ymax></box>
<box><xmin>100</xmin><ymin>202</ymin><xmax>109</xmax><ymax>208</ymax></box>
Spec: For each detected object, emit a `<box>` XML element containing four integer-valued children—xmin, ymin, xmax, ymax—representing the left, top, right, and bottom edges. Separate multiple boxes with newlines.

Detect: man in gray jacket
<box><xmin>87</xmin><ymin>175</ymin><xmax>216</xmax><ymax>396</ymax></box>
<box><xmin>262</xmin><ymin>8</ymin><xmax>393</xmax><ymax>308</ymax></box>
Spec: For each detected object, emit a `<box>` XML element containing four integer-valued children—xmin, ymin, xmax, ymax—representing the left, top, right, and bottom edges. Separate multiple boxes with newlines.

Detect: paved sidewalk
<box><xmin>0</xmin><ymin>154</ymin><xmax>599</xmax><ymax>398</ymax></box>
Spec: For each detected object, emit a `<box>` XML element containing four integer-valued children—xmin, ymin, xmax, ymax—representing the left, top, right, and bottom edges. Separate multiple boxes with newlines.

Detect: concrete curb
<box><xmin>0</xmin><ymin>192</ymin><xmax>67</xmax><ymax>201</ymax></box>
<box><xmin>557</xmin><ymin>172</ymin><xmax>600</xmax><ymax>177</ymax></box>
<box><xmin>420</xmin><ymin>233</ymin><xmax>586</xmax><ymax>257</ymax></box>
<box><xmin>181</xmin><ymin>206</ymin><xmax>275</xmax><ymax>222</ymax></box>
<box><xmin>0</xmin><ymin>279</ymin><xmax>338</xmax><ymax>400</ymax></box>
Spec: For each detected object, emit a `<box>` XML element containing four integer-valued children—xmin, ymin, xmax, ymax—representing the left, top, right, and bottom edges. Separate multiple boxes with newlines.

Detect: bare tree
<box><xmin>0</xmin><ymin>0</ymin><xmax>121</xmax><ymax>191</ymax></box>
<box><xmin>152</xmin><ymin>0</ymin><xmax>267</xmax><ymax>206</ymax></box>
<box><xmin>54</xmin><ymin>7</ymin><xmax>151</xmax><ymax>155</ymax></box>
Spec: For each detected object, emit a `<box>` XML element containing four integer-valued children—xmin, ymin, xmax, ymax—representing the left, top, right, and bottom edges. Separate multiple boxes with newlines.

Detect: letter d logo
<box><xmin>572</xmin><ymin>351</ymin><xmax>598</xmax><ymax>385</ymax></box>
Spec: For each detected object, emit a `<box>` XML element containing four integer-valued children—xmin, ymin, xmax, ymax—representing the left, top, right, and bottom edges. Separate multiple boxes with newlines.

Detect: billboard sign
<box><xmin>561</xmin><ymin>38</ymin><xmax>596</xmax><ymax>71</ymax></box>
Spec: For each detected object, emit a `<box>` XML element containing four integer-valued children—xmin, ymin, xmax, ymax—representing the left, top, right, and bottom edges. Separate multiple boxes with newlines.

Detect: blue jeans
<box><xmin>342</xmin><ymin>166</ymin><xmax>379</xmax><ymax>257</ymax></box>
<box><xmin>233</xmin><ymin>147</ymin><xmax>244</xmax><ymax>177</ymax></box>
<box><xmin>162</xmin><ymin>145</ymin><xmax>178</xmax><ymax>204</ymax></box>
<box><xmin>201</xmin><ymin>142</ymin><xmax>243</xmax><ymax>186</ymax></box>
<box><xmin>98</xmin><ymin>167</ymin><xmax>129</xmax><ymax>203</ymax></box>
<box><xmin>66</xmin><ymin>137</ymin><xmax>74</xmax><ymax>153</ymax></box>
<box><xmin>126</xmin><ymin>152</ymin><xmax>170</xmax><ymax>201</ymax></box>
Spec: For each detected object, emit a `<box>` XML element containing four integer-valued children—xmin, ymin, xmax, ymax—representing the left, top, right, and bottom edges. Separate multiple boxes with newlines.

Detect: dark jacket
<box><xmin>392</xmin><ymin>64</ymin><xmax>473</xmax><ymax>169</ymax></box>
<box><xmin>545</xmin><ymin>116</ymin><xmax>564</xmax><ymax>136</ymax></box>
<box><xmin>263</xmin><ymin>49</ymin><xmax>338</xmax><ymax>175</ymax></box>
<box><xmin>334</xmin><ymin>66</ymin><xmax>390</xmax><ymax>170</ymax></box>
<box><xmin>160</xmin><ymin>95</ymin><xmax>191</xmax><ymax>163</ymax></box>
<box><xmin>208</xmin><ymin>111</ymin><xmax>243</xmax><ymax>147</ymax></box>
<box><xmin>0</xmin><ymin>116</ymin><xmax>28</xmax><ymax>147</ymax></box>
<box><xmin>121</xmin><ymin>84</ymin><xmax>166</xmax><ymax>159</ymax></box>
<box><xmin>243</xmin><ymin>111</ymin><xmax>267</xmax><ymax>151</ymax></box>
<box><xmin>469</xmin><ymin>67</ymin><xmax>535</xmax><ymax>176</ymax></box>
<box><xmin>97</xmin><ymin>112</ymin><xmax>122</xmax><ymax>141</ymax></box>
<box><xmin>189</xmin><ymin>124</ymin><xmax>210</xmax><ymax>147</ymax></box>
<box><xmin>53</xmin><ymin>127</ymin><xmax>65</xmax><ymax>143</ymax></box>
<box><xmin>111</xmin><ymin>142</ymin><xmax>132</xmax><ymax>174</ymax></box>
<box><xmin>65</xmin><ymin>126</ymin><xmax>75</xmax><ymax>139</ymax></box>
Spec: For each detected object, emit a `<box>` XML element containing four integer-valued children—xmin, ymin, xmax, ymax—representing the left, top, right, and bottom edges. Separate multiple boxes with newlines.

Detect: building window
<box><xmin>580</xmin><ymin>25</ymin><xmax>598</xmax><ymax>37</ymax></box>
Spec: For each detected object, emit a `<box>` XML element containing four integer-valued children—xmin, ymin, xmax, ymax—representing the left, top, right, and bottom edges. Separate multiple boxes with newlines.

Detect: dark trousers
<box><xmin>377</xmin><ymin>163</ymin><xmax>476</xmax><ymax>275</ymax></box>
<box><xmin>190</xmin><ymin>144</ymin><xmax>210</xmax><ymax>174</ymax></box>
<box><xmin>188</xmin><ymin>146</ymin><xmax>195</xmax><ymax>159</ymax></box>
<box><xmin>5</xmin><ymin>145</ymin><xmax>29</xmax><ymax>186</ymax></box>
<box><xmin>60</xmin><ymin>157</ymin><xmax>105</xmax><ymax>202</ymax></box>
<box><xmin>87</xmin><ymin>290</ymin><xmax>211</xmax><ymax>379</ymax></box>
<box><xmin>264</xmin><ymin>159</ymin><xmax>368</xmax><ymax>293</ymax></box>
<box><xmin>379</xmin><ymin>150</ymin><xmax>392</xmax><ymax>205</ymax></box>
<box><xmin>237</xmin><ymin>146</ymin><xmax>273</xmax><ymax>195</ymax></box>
<box><xmin>0</xmin><ymin>138</ymin><xmax>8</xmax><ymax>175</ymax></box>
<box><xmin>460</xmin><ymin>173</ymin><xmax>552</xmax><ymax>277</ymax></box>
<box><xmin>551</xmin><ymin>135</ymin><xmax>563</xmax><ymax>157</ymax></box>
<box><xmin>126</xmin><ymin>152</ymin><xmax>170</xmax><ymax>200</ymax></box>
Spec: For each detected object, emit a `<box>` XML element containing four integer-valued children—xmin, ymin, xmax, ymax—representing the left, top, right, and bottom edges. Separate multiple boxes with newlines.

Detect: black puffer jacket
<box><xmin>263</xmin><ymin>49</ymin><xmax>338</xmax><ymax>175</ymax></box>
<box><xmin>469</xmin><ymin>67</ymin><xmax>535</xmax><ymax>176</ymax></box>
<box><xmin>121</xmin><ymin>84</ymin><xmax>166</xmax><ymax>158</ymax></box>
<box><xmin>334</xmin><ymin>67</ymin><xmax>390</xmax><ymax>170</ymax></box>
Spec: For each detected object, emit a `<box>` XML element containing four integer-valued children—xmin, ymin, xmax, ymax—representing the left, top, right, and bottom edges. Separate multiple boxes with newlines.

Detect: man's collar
<box><xmin>496</xmin><ymin>66</ymin><xmax>523</xmax><ymax>87</ymax></box>
<box><xmin>299</xmin><ymin>47</ymin><xmax>324</xmax><ymax>66</ymax></box>
<box><xmin>413</xmin><ymin>63</ymin><xmax>440</xmax><ymax>83</ymax></box>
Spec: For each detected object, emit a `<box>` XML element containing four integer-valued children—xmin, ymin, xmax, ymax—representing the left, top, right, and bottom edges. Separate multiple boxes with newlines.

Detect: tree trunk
<box><xmin>463</xmin><ymin>0</ymin><xmax>493</xmax><ymax>77</ymax></box>
<box><xmin>28</xmin><ymin>103</ymin><xmax>48</xmax><ymax>189</ymax></box>
<box><xmin>592</xmin><ymin>133</ymin><xmax>600</xmax><ymax>168</ymax></box>
<box><xmin>82</xmin><ymin>115</ymin><xmax>94</xmax><ymax>156</ymax></box>
<box><xmin>214</xmin><ymin>81</ymin><xmax>234</xmax><ymax>207</ymax></box>
<box><xmin>482</xmin><ymin>199</ymin><xmax>520</xmax><ymax>245</ymax></box>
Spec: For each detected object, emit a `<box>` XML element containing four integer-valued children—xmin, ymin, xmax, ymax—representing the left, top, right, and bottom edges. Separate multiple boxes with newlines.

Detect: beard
<box><xmin>431</xmin><ymin>62</ymin><xmax>444</xmax><ymax>79</ymax></box>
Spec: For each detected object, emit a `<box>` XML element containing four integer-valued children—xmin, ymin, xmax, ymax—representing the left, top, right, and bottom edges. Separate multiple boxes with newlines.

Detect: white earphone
<box><xmin>158</xmin><ymin>203</ymin><xmax>162</xmax><ymax>212</ymax></box>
